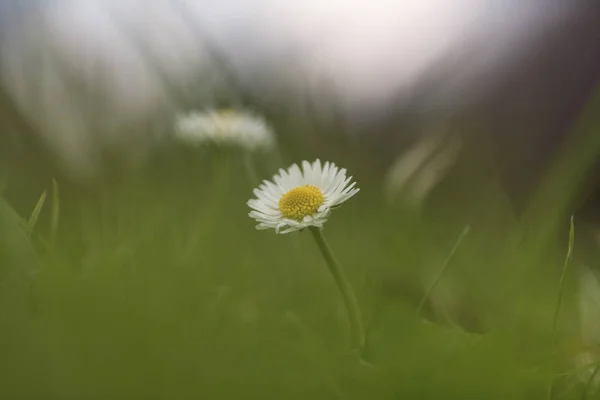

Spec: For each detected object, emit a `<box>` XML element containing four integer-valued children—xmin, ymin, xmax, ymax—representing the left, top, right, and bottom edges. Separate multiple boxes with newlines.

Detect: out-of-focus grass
<box><xmin>0</xmin><ymin>123</ymin><xmax>597</xmax><ymax>399</ymax></box>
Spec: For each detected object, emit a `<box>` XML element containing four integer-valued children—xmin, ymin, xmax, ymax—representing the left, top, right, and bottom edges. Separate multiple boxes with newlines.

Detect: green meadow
<box><xmin>1</xmin><ymin>91</ymin><xmax>600</xmax><ymax>399</ymax></box>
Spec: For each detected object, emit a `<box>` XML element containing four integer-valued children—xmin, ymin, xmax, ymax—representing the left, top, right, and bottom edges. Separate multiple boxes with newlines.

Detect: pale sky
<box><xmin>0</xmin><ymin>0</ymin><xmax>584</xmax><ymax>175</ymax></box>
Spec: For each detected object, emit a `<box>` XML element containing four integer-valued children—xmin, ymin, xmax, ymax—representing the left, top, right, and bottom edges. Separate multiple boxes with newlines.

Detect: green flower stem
<box><xmin>187</xmin><ymin>148</ymin><xmax>230</xmax><ymax>252</ymax></box>
<box><xmin>309</xmin><ymin>226</ymin><xmax>365</xmax><ymax>352</ymax></box>
<box><xmin>243</xmin><ymin>152</ymin><xmax>261</xmax><ymax>185</ymax></box>
<box><xmin>211</xmin><ymin>147</ymin><xmax>231</xmax><ymax>204</ymax></box>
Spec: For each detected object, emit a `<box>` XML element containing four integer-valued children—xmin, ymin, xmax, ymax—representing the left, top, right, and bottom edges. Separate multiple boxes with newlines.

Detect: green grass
<box><xmin>1</xmin><ymin>107</ymin><xmax>600</xmax><ymax>399</ymax></box>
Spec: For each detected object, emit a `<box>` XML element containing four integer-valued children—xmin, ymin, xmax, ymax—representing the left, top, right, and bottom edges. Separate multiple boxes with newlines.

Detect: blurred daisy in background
<box><xmin>173</xmin><ymin>109</ymin><xmax>276</xmax><ymax>152</ymax></box>
<box><xmin>247</xmin><ymin>159</ymin><xmax>359</xmax><ymax>234</ymax></box>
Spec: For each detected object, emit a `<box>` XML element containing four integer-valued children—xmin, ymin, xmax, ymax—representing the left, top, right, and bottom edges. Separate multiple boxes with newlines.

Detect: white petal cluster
<box><xmin>174</xmin><ymin>109</ymin><xmax>275</xmax><ymax>151</ymax></box>
<box><xmin>248</xmin><ymin>159</ymin><xmax>359</xmax><ymax>234</ymax></box>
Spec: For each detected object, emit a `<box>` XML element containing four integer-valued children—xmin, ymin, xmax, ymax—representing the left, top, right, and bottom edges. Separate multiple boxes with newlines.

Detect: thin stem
<box><xmin>309</xmin><ymin>227</ymin><xmax>365</xmax><ymax>352</ymax></box>
<box><xmin>186</xmin><ymin>148</ymin><xmax>229</xmax><ymax>254</ymax></box>
<box><xmin>243</xmin><ymin>152</ymin><xmax>261</xmax><ymax>185</ymax></box>
<box><xmin>416</xmin><ymin>225</ymin><xmax>470</xmax><ymax>316</ymax></box>
<box><xmin>547</xmin><ymin>215</ymin><xmax>575</xmax><ymax>400</ymax></box>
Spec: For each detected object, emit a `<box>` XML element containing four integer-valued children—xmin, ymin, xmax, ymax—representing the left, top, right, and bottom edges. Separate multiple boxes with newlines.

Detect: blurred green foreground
<box><xmin>1</xmin><ymin>106</ymin><xmax>600</xmax><ymax>399</ymax></box>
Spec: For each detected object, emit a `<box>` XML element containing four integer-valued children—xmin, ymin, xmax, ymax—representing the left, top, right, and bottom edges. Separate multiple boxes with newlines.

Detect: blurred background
<box><xmin>1</xmin><ymin>0</ymin><xmax>600</xmax><ymax>398</ymax></box>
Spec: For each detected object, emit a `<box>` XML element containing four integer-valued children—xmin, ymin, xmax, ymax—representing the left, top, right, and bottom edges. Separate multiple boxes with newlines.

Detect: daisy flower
<box><xmin>173</xmin><ymin>109</ymin><xmax>275</xmax><ymax>151</ymax></box>
<box><xmin>248</xmin><ymin>159</ymin><xmax>366</xmax><ymax>354</ymax></box>
<box><xmin>247</xmin><ymin>159</ymin><xmax>359</xmax><ymax>234</ymax></box>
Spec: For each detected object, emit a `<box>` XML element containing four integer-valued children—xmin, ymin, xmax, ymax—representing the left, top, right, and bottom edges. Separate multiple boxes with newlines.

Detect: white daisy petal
<box><xmin>262</xmin><ymin>180</ymin><xmax>285</xmax><ymax>197</ymax></box>
<box><xmin>279</xmin><ymin>226</ymin><xmax>301</xmax><ymax>234</ymax></box>
<box><xmin>341</xmin><ymin>180</ymin><xmax>357</xmax><ymax>193</ymax></box>
<box><xmin>274</xmin><ymin>169</ymin><xmax>295</xmax><ymax>191</ymax></box>
<box><xmin>248</xmin><ymin>211</ymin><xmax>277</xmax><ymax>222</ymax></box>
<box><xmin>253</xmin><ymin>187</ymin><xmax>273</xmax><ymax>200</ymax></box>
<box><xmin>301</xmin><ymin>160</ymin><xmax>316</xmax><ymax>186</ymax></box>
<box><xmin>288</xmin><ymin>164</ymin><xmax>304</xmax><ymax>187</ymax></box>
<box><xmin>331</xmin><ymin>176</ymin><xmax>353</xmax><ymax>198</ymax></box>
<box><xmin>322</xmin><ymin>170</ymin><xmax>344</xmax><ymax>195</ymax></box>
<box><xmin>252</xmin><ymin>190</ymin><xmax>280</xmax><ymax>207</ymax></box>
<box><xmin>256</xmin><ymin>224</ymin><xmax>273</xmax><ymax>230</ymax></box>
<box><xmin>313</xmin><ymin>159</ymin><xmax>322</xmax><ymax>172</ymax></box>
<box><xmin>311</xmin><ymin>159</ymin><xmax>322</xmax><ymax>184</ymax></box>
<box><xmin>249</xmin><ymin>206</ymin><xmax>278</xmax><ymax>216</ymax></box>
<box><xmin>319</xmin><ymin>162</ymin><xmax>330</xmax><ymax>188</ymax></box>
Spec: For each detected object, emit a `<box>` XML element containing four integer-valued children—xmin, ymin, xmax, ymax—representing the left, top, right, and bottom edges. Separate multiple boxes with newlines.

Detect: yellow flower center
<box><xmin>213</xmin><ymin>109</ymin><xmax>237</xmax><ymax>135</ymax></box>
<box><xmin>218</xmin><ymin>109</ymin><xmax>236</xmax><ymax>117</ymax></box>
<box><xmin>278</xmin><ymin>185</ymin><xmax>324</xmax><ymax>221</ymax></box>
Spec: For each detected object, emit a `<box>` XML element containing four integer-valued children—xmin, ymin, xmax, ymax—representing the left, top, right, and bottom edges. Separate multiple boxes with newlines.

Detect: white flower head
<box><xmin>247</xmin><ymin>159</ymin><xmax>359</xmax><ymax>234</ymax></box>
<box><xmin>173</xmin><ymin>109</ymin><xmax>275</xmax><ymax>151</ymax></box>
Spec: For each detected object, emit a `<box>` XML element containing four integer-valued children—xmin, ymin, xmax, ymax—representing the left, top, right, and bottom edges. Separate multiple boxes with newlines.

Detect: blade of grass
<box><xmin>416</xmin><ymin>225</ymin><xmax>471</xmax><ymax>316</ymax></box>
<box><xmin>25</xmin><ymin>190</ymin><xmax>47</xmax><ymax>237</ymax></box>
<box><xmin>522</xmin><ymin>86</ymin><xmax>600</xmax><ymax>265</ymax></box>
<box><xmin>547</xmin><ymin>215</ymin><xmax>575</xmax><ymax>400</ymax></box>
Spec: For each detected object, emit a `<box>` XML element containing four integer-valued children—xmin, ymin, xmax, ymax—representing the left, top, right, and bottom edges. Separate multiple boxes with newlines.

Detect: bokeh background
<box><xmin>1</xmin><ymin>1</ymin><xmax>600</xmax><ymax>398</ymax></box>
